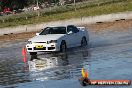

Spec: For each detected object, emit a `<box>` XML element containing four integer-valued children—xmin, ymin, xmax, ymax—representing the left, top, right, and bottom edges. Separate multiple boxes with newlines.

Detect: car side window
<box><xmin>67</xmin><ymin>25</ymin><xmax>79</xmax><ymax>34</ymax></box>
<box><xmin>67</xmin><ymin>26</ymin><xmax>73</xmax><ymax>33</ymax></box>
<box><xmin>49</xmin><ymin>28</ymin><xmax>54</xmax><ymax>34</ymax></box>
<box><xmin>72</xmin><ymin>26</ymin><xmax>79</xmax><ymax>33</ymax></box>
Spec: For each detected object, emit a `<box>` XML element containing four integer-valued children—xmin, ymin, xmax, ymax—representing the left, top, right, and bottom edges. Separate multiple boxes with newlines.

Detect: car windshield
<box><xmin>39</xmin><ymin>27</ymin><xmax>66</xmax><ymax>35</ymax></box>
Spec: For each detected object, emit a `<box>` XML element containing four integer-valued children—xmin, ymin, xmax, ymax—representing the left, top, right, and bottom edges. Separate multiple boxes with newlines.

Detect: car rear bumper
<box><xmin>26</xmin><ymin>43</ymin><xmax>60</xmax><ymax>52</ymax></box>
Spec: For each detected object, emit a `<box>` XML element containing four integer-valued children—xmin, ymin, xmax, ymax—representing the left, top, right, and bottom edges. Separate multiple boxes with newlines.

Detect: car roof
<box><xmin>45</xmin><ymin>25</ymin><xmax>75</xmax><ymax>28</ymax></box>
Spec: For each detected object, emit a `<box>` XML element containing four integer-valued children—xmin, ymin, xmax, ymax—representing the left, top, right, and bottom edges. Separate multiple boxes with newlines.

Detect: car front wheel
<box><xmin>60</xmin><ymin>41</ymin><xmax>67</xmax><ymax>53</ymax></box>
<box><xmin>30</xmin><ymin>52</ymin><xmax>37</xmax><ymax>55</ymax></box>
<box><xmin>81</xmin><ymin>37</ymin><xmax>87</xmax><ymax>46</ymax></box>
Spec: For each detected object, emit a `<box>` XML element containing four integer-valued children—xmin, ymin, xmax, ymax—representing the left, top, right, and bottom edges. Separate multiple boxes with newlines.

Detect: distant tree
<box><xmin>0</xmin><ymin>0</ymin><xmax>27</xmax><ymax>11</ymax></box>
<box><xmin>0</xmin><ymin>1</ymin><xmax>2</xmax><ymax>11</ymax></box>
<box><xmin>0</xmin><ymin>0</ymin><xmax>82</xmax><ymax>12</ymax></box>
<box><xmin>0</xmin><ymin>0</ymin><xmax>7</xmax><ymax>11</ymax></box>
<box><xmin>27</xmin><ymin>0</ymin><xmax>59</xmax><ymax>6</ymax></box>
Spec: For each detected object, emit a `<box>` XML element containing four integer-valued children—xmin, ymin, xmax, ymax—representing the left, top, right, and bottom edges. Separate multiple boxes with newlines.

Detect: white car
<box><xmin>26</xmin><ymin>25</ymin><xmax>89</xmax><ymax>55</ymax></box>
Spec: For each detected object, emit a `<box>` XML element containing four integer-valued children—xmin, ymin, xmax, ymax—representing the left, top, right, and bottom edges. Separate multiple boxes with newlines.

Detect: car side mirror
<box><xmin>36</xmin><ymin>33</ymin><xmax>40</xmax><ymax>36</ymax></box>
<box><xmin>67</xmin><ymin>31</ymin><xmax>73</xmax><ymax>35</ymax></box>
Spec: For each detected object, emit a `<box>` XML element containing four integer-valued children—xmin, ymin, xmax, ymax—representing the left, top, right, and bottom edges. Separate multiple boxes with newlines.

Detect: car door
<box><xmin>66</xmin><ymin>25</ymin><xmax>80</xmax><ymax>47</ymax></box>
<box><xmin>71</xmin><ymin>26</ymin><xmax>82</xmax><ymax>46</ymax></box>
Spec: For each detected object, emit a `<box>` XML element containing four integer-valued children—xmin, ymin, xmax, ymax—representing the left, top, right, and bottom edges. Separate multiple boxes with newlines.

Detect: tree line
<box><xmin>0</xmin><ymin>0</ymin><xmax>27</xmax><ymax>12</ymax></box>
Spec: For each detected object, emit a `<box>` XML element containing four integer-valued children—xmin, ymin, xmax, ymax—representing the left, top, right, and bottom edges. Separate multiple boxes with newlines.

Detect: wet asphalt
<box><xmin>0</xmin><ymin>28</ymin><xmax>132</xmax><ymax>88</ymax></box>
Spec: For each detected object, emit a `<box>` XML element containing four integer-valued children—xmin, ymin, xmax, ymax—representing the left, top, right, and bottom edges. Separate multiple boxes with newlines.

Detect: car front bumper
<box><xmin>26</xmin><ymin>43</ymin><xmax>60</xmax><ymax>52</ymax></box>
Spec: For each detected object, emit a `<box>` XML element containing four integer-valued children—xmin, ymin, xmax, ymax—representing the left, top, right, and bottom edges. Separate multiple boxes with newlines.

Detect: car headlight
<box><xmin>28</xmin><ymin>41</ymin><xmax>32</xmax><ymax>44</ymax></box>
<box><xmin>49</xmin><ymin>40</ymin><xmax>57</xmax><ymax>43</ymax></box>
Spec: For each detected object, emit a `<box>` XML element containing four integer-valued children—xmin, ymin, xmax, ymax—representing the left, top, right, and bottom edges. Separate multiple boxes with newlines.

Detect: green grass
<box><xmin>0</xmin><ymin>0</ymin><xmax>132</xmax><ymax>28</ymax></box>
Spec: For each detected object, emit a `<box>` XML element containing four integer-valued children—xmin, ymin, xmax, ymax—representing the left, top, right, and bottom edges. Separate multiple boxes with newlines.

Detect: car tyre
<box><xmin>30</xmin><ymin>55</ymin><xmax>38</xmax><ymax>61</ymax></box>
<box><xmin>81</xmin><ymin>37</ymin><xmax>87</xmax><ymax>46</ymax></box>
<box><xmin>30</xmin><ymin>52</ymin><xmax>37</xmax><ymax>55</ymax></box>
<box><xmin>60</xmin><ymin>41</ymin><xmax>67</xmax><ymax>53</ymax></box>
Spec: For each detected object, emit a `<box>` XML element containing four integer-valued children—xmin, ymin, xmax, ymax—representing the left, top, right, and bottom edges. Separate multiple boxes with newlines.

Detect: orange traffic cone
<box><xmin>81</xmin><ymin>67</ymin><xmax>89</xmax><ymax>78</ymax></box>
<box><xmin>22</xmin><ymin>47</ymin><xmax>26</xmax><ymax>56</ymax></box>
<box><xmin>22</xmin><ymin>47</ymin><xmax>27</xmax><ymax>63</ymax></box>
<box><xmin>23</xmin><ymin>57</ymin><xmax>27</xmax><ymax>63</ymax></box>
<box><xmin>80</xmin><ymin>67</ymin><xmax>91</xmax><ymax>86</ymax></box>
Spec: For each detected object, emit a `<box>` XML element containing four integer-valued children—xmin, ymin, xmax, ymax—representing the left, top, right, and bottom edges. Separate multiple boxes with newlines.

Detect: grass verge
<box><xmin>0</xmin><ymin>0</ymin><xmax>132</xmax><ymax>28</ymax></box>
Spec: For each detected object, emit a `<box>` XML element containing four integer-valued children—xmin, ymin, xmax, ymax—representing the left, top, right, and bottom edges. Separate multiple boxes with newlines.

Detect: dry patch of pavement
<box><xmin>0</xmin><ymin>19</ymin><xmax>132</xmax><ymax>43</ymax></box>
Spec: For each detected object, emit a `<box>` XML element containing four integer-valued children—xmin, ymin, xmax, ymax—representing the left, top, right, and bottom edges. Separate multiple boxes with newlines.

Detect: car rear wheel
<box><xmin>60</xmin><ymin>41</ymin><xmax>67</xmax><ymax>53</ymax></box>
<box><xmin>81</xmin><ymin>37</ymin><xmax>87</xmax><ymax>46</ymax></box>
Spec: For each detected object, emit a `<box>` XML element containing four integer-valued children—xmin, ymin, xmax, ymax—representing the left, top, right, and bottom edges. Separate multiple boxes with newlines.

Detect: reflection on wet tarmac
<box><xmin>28</xmin><ymin>47</ymin><xmax>90</xmax><ymax>81</ymax></box>
<box><xmin>0</xmin><ymin>43</ymin><xmax>90</xmax><ymax>86</ymax></box>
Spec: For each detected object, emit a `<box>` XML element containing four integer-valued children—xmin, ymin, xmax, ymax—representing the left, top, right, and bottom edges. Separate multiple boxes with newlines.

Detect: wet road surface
<box><xmin>0</xmin><ymin>28</ymin><xmax>132</xmax><ymax>88</ymax></box>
